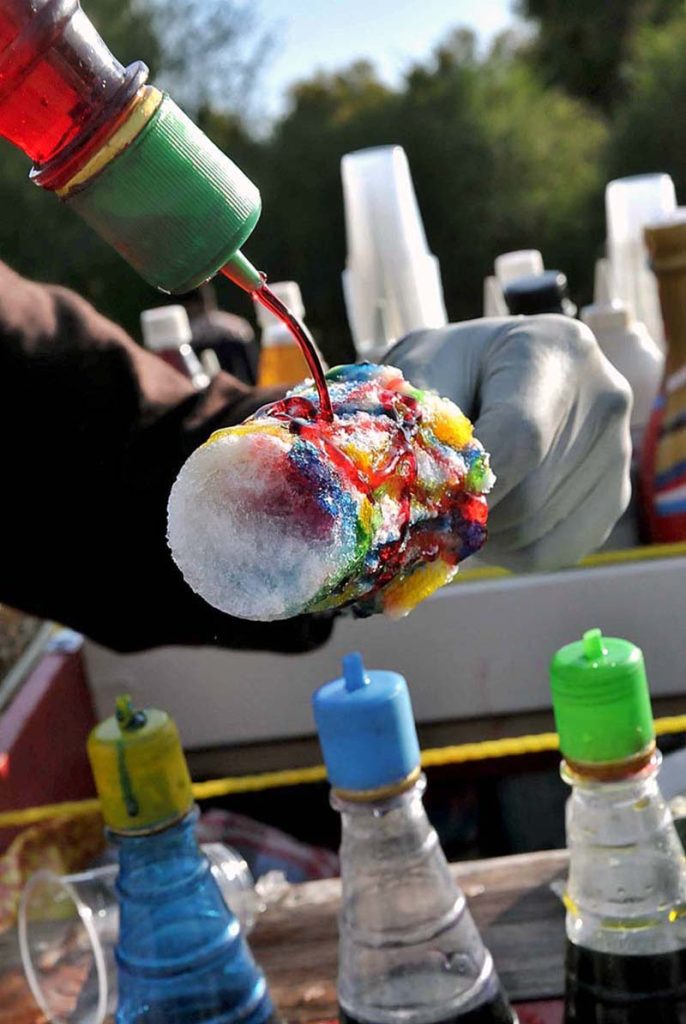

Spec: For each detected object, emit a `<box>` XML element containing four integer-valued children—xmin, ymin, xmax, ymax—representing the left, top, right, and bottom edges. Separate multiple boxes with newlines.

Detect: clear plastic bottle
<box><xmin>551</xmin><ymin>629</ymin><xmax>686</xmax><ymax>1022</ymax></box>
<box><xmin>254</xmin><ymin>281</ymin><xmax>311</xmax><ymax>387</ymax></box>
<box><xmin>313</xmin><ymin>653</ymin><xmax>517</xmax><ymax>1024</ymax></box>
<box><xmin>88</xmin><ymin>697</ymin><xmax>276</xmax><ymax>1024</ymax></box>
<box><xmin>141</xmin><ymin>305</ymin><xmax>210</xmax><ymax>389</ymax></box>
<box><xmin>581</xmin><ymin>260</ymin><xmax>663</xmax><ymax>454</ymax></box>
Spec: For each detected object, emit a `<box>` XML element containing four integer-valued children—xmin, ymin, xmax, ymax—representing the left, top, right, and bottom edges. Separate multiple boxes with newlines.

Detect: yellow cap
<box><xmin>87</xmin><ymin>696</ymin><xmax>193</xmax><ymax>834</ymax></box>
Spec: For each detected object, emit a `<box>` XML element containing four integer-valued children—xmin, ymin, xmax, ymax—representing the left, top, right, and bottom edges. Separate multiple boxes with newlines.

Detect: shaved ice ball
<box><xmin>167</xmin><ymin>426</ymin><xmax>362</xmax><ymax>620</ymax></box>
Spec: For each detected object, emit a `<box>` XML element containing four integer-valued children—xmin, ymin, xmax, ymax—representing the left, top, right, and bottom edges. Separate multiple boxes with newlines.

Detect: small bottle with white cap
<box><xmin>550</xmin><ymin>629</ymin><xmax>686</xmax><ymax>1022</ymax></box>
<box><xmin>312</xmin><ymin>653</ymin><xmax>517</xmax><ymax>1024</ymax></box>
<box><xmin>254</xmin><ymin>281</ymin><xmax>312</xmax><ymax>387</ymax></box>
<box><xmin>494</xmin><ymin>249</ymin><xmax>544</xmax><ymax>289</ymax></box>
<box><xmin>581</xmin><ymin>259</ymin><xmax>663</xmax><ymax>453</ymax></box>
<box><xmin>140</xmin><ymin>304</ymin><xmax>210</xmax><ymax>390</ymax></box>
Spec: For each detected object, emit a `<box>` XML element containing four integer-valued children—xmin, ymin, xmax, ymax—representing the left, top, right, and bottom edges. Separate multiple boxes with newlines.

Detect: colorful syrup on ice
<box><xmin>251</xmin><ymin>363</ymin><xmax>492</xmax><ymax>616</ymax></box>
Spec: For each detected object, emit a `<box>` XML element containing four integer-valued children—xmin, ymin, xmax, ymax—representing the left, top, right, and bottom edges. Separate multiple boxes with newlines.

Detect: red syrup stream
<box><xmin>225</xmin><ymin>270</ymin><xmax>333</xmax><ymax>423</ymax></box>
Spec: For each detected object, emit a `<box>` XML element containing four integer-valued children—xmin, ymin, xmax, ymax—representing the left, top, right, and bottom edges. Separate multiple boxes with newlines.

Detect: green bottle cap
<box><xmin>549</xmin><ymin>628</ymin><xmax>655</xmax><ymax>765</ymax></box>
<box><xmin>65</xmin><ymin>93</ymin><xmax>262</xmax><ymax>294</ymax></box>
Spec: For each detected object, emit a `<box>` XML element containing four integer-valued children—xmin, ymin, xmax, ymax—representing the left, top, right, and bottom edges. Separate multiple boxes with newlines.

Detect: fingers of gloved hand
<box><xmin>384</xmin><ymin>319</ymin><xmax>513</xmax><ymax>418</ymax></box>
<box><xmin>473</xmin><ymin>316</ymin><xmax>632</xmax><ymax>512</ymax></box>
<box><xmin>471</xmin><ymin>317</ymin><xmax>584</xmax><ymax>507</ymax></box>
<box><xmin>483</xmin><ymin>448</ymin><xmax>632</xmax><ymax>573</ymax></box>
<box><xmin>485</xmin><ymin>410</ymin><xmax>631</xmax><ymax>560</ymax></box>
<box><xmin>484</xmin><ymin>366</ymin><xmax>632</xmax><ymax>543</ymax></box>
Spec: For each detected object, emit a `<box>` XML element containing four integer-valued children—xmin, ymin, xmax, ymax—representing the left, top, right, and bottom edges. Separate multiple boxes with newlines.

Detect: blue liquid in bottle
<box><xmin>87</xmin><ymin>697</ymin><xmax>276</xmax><ymax>1024</ymax></box>
<box><xmin>113</xmin><ymin>807</ymin><xmax>274</xmax><ymax>1024</ymax></box>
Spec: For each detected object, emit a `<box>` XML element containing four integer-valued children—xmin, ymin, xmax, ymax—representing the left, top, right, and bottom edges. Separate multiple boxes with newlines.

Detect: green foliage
<box><xmin>2</xmin><ymin>1</ymin><xmax>681</xmax><ymax>362</ymax></box>
<box><xmin>216</xmin><ymin>34</ymin><xmax>607</xmax><ymax>361</ymax></box>
<box><xmin>608</xmin><ymin>14</ymin><xmax>686</xmax><ymax>200</ymax></box>
<box><xmin>516</xmin><ymin>0</ymin><xmax>681</xmax><ymax>109</ymax></box>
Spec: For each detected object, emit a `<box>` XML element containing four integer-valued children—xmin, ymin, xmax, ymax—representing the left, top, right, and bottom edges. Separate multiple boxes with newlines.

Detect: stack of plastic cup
<box><xmin>605</xmin><ymin>173</ymin><xmax>677</xmax><ymax>349</ymax></box>
<box><xmin>341</xmin><ymin>146</ymin><xmax>447</xmax><ymax>362</ymax></box>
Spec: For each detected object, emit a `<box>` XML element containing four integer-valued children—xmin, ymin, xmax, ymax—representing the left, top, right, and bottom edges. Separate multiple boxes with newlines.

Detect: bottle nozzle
<box><xmin>221</xmin><ymin>251</ymin><xmax>264</xmax><ymax>293</ymax></box>
<box><xmin>343</xmin><ymin>652</ymin><xmax>369</xmax><ymax>692</ymax></box>
<box><xmin>115</xmin><ymin>695</ymin><xmax>147</xmax><ymax>731</ymax></box>
<box><xmin>582</xmin><ymin>628</ymin><xmax>607</xmax><ymax>662</ymax></box>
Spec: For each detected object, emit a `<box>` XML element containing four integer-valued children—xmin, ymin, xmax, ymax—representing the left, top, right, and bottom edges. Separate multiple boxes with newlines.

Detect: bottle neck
<box><xmin>332</xmin><ymin>771</ymin><xmax>425</xmax><ymax>813</ymax></box>
<box><xmin>331</xmin><ymin>774</ymin><xmax>507</xmax><ymax>1022</ymax></box>
<box><xmin>562</xmin><ymin>744</ymin><xmax>657</xmax><ymax>785</ymax></box>
<box><xmin>654</xmin><ymin>265</ymin><xmax>686</xmax><ymax>376</ymax></box>
<box><xmin>110</xmin><ymin>804</ymin><xmax>201</xmax><ymax>879</ymax></box>
<box><xmin>0</xmin><ymin>0</ymin><xmax>148</xmax><ymax>174</ymax></box>
<box><xmin>562</xmin><ymin>750</ymin><xmax>686</xmax><ymax>956</ymax></box>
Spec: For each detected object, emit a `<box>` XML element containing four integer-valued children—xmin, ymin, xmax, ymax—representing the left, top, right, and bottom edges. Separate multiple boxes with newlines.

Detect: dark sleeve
<box><xmin>0</xmin><ymin>262</ymin><xmax>333</xmax><ymax>653</ymax></box>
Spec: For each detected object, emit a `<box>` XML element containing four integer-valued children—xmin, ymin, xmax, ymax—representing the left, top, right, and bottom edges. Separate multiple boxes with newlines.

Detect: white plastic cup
<box><xmin>605</xmin><ymin>174</ymin><xmax>677</xmax><ymax>348</ymax></box>
<box><xmin>19</xmin><ymin>844</ymin><xmax>258</xmax><ymax>1024</ymax></box>
<box><xmin>493</xmin><ymin>249</ymin><xmax>544</xmax><ymax>287</ymax></box>
<box><xmin>341</xmin><ymin>145</ymin><xmax>447</xmax><ymax>360</ymax></box>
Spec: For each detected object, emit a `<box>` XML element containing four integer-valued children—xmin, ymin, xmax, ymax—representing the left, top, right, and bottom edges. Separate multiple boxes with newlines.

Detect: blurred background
<box><xmin>2</xmin><ymin>0</ymin><xmax>683</xmax><ymax>363</ymax></box>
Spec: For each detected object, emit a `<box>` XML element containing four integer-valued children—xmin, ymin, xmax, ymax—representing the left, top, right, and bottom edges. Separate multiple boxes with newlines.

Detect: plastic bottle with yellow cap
<box><xmin>551</xmin><ymin>629</ymin><xmax>686</xmax><ymax>1023</ymax></box>
<box><xmin>87</xmin><ymin>696</ymin><xmax>276</xmax><ymax>1024</ymax></box>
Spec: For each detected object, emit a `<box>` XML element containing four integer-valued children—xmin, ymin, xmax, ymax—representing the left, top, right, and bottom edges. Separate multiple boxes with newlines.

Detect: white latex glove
<box><xmin>385</xmin><ymin>315</ymin><xmax>632</xmax><ymax>572</ymax></box>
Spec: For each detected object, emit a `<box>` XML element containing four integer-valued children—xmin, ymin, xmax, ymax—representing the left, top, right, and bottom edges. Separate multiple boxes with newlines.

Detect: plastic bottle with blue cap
<box><xmin>313</xmin><ymin>653</ymin><xmax>517</xmax><ymax>1024</ymax></box>
<box><xmin>550</xmin><ymin>629</ymin><xmax>686</xmax><ymax>1023</ymax></box>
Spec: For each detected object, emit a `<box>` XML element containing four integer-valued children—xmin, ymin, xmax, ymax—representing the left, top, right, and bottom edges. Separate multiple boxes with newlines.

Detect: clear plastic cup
<box><xmin>341</xmin><ymin>145</ymin><xmax>447</xmax><ymax>360</ymax></box>
<box><xmin>605</xmin><ymin>173</ymin><xmax>677</xmax><ymax>347</ymax></box>
<box><xmin>18</xmin><ymin>843</ymin><xmax>258</xmax><ymax>1024</ymax></box>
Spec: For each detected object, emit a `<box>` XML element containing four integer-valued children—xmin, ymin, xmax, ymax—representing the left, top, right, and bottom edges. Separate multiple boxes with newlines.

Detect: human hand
<box><xmin>386</xmin><ymin>315</ymin><xmax>632</xmax><ymax>572</ymax></box>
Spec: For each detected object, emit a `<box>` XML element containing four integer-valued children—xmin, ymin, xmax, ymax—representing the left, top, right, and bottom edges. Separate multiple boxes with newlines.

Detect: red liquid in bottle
<box><xmin>0</xmin><ymin>0</ymin><xmax>145</xmax><ymax>179</ymax></box>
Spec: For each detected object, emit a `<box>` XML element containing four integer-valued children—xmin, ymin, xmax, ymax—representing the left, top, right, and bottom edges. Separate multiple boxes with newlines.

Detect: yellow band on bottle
<box><xmin>56</xmin><ymin>86</ymin><xmax>164</xmax><ymax>198</ymax></box>
<box><xmin>332</xmin><ymin>765</ymin><xmax>422</xmax><ymax>803</ymax></box>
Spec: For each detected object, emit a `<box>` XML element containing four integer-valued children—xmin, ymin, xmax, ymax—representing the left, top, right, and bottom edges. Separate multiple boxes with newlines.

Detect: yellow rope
<box><xmin>453</xmin><ymin>539</ymin><xmax>686</xmax><ymax>584</ymax></box>
<box><xmin>2</xmin><ymin>713</ymin><xmax>686</xmax><ymax>831</ymax></box>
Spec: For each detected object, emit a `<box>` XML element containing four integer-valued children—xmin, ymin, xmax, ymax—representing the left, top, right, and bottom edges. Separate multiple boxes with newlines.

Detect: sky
<box><xmin>255</xmin><ymin>0</ymin><xmax>516</xmax><ymax>117</ymax></box>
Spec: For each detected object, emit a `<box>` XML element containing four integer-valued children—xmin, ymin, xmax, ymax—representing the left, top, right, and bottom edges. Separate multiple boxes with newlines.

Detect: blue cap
<box><xmin>312</xmin><ymin>653</ymin><xmax>421</xmax><ymax>792</ymax></box>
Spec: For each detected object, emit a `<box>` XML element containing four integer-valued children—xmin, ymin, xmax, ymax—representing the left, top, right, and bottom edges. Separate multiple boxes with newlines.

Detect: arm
<box><xmin>0</xmin><ymin>262</ymin><xmax>332</xmax><ymax>653</ymax></box>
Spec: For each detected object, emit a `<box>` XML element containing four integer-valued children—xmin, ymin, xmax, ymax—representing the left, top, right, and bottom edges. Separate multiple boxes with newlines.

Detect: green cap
<box><xmin>65</xmin><ymin>94</ymin><xmax>262</xmax><ymax>294</ymax></box>
<box><xmin>549</xmin><ymin>628</ymin><xmax>655</xmax><ymax>765</ymax></box>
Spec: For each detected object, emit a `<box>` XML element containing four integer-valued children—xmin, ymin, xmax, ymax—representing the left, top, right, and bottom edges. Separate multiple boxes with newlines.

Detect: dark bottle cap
<box><xmin>504</xmin><ymin>269</ymin><xmax>569</xmax><ymax>315</ymax></box>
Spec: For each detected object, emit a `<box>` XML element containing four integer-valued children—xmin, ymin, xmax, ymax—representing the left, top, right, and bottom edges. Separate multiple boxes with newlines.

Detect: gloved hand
<box><xmin>385</xmin><ymin>315</ymin><xmax>632</xmax><ymax>572</ymax></box>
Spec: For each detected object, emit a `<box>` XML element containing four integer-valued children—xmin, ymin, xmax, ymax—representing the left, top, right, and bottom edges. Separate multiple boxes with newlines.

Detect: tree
<box><xmin>608</xmin><ymin>14</ymin><xmax>686</xmax><ymax>200</ymax></box>
<box><xmin>234</xmin><ymin>33</ymin><xmax>607</xmax><ymax>363</ymax></box>
<box><xmin>516</xmin><ymin>0</ymin><xmax>682</xmax><ymax>109</ymax></box>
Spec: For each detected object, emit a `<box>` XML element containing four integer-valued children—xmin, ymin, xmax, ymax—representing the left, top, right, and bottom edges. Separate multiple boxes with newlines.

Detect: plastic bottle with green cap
<box><xmin>87</xmin><ymin>696</ymin><xmax>276</xmax><ymax>1024</ymax></box>
<box><xmin>312</xmin><ymin>653</ymin><xmax>517</xmax><ymax>1024</ymax></box>
<box><xmin>0</xmin><ymin>2</ymin><xmax>263</xmax><ymax>296</ymax></box>
<box><xmin>550</xmin><ymin>629</ymin><xmax>686</xmax><ymax>1023</ymax></box>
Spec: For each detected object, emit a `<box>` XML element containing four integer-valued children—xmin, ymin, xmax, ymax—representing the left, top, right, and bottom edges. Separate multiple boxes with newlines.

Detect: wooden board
<box><xmin>0</xmin><ymin>850</ymin><xmax>568</xmax><ymax>1024</ymax></box>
